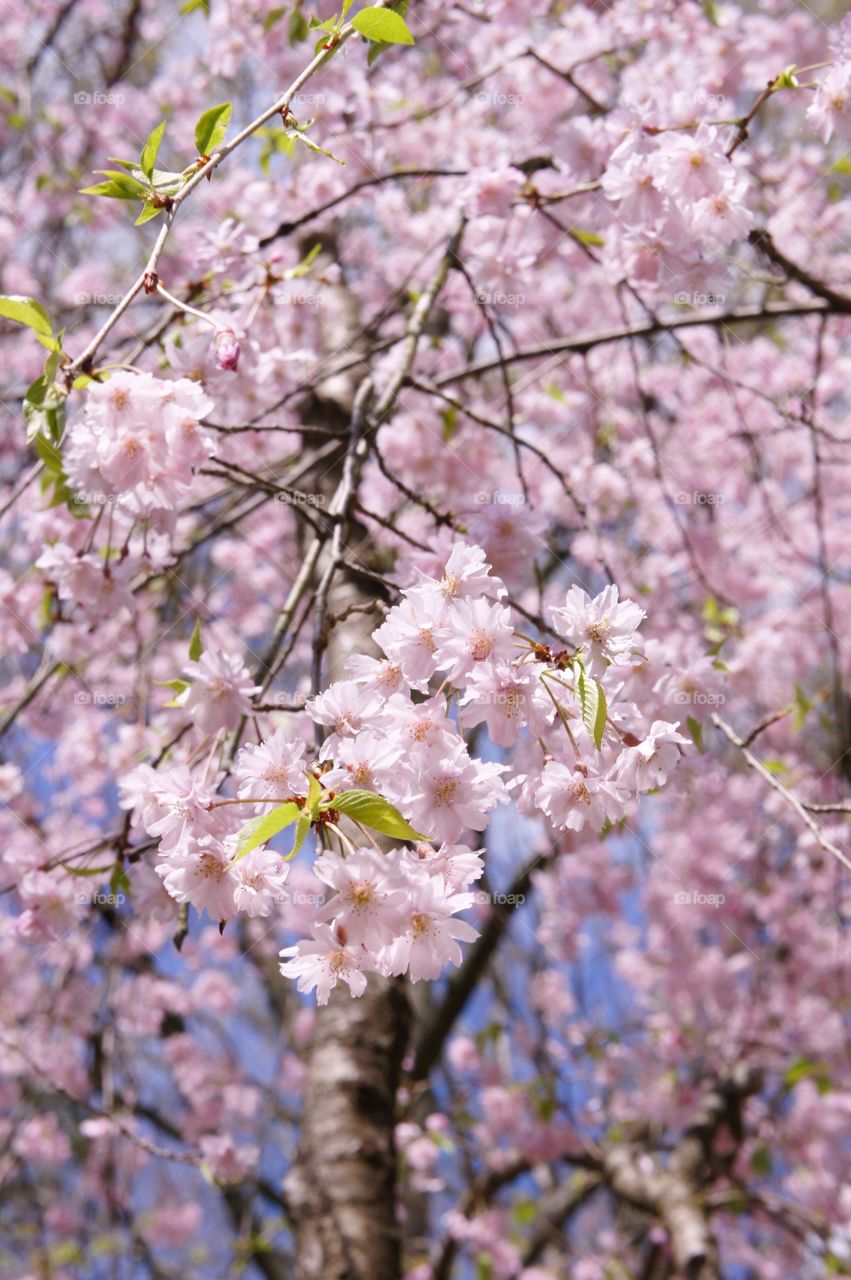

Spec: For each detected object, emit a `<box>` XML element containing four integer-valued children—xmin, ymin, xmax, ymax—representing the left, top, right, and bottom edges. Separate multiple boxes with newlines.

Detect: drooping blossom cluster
<box><xmin>61</xmin><ymin>370</ymin><xmax>215</xmax><ymax>519</ymax></box>
<box><xmin>601</xmin><ymin>120</ymin><xmax>753</xmax><ymax>295</ymax></box>
<box><xmin>120</xmin><ymin>543</ymin><xmax>687</xmax><ymax>1003</ymax></box>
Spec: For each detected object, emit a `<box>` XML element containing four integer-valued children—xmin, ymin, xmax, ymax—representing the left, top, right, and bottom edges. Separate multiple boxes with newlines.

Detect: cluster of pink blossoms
<box><xmin>601</xmin><ymin>120</ymin><xmax>752</xmax><ymax>292</ymax></box>
<box><xmin>120</xmin><ymin>544</ymin><xmax>688</xmax><ymax>1003</ymax></box>
<box><xmin>61</xmin><ymin>370</ymin><xmax>215</xmax><ymax>520</ymax></box>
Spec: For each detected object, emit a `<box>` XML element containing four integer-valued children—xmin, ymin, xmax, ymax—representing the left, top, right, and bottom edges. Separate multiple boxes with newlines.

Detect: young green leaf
<box><xmin>288</xmin><ymin>809</ymin><xmax>313</xmax><ymax>860</ymax></box>
<box><xmin>235</xmin><ymin>801</ymin><xmax>301</xmax><ymax>860</ymax></box>
<box><xmin>332</xmin><ymin>789</ymin><xmax>425</xmax><ymax>840</ymax></box>
<box><xmin>263</xmin><ymin>5</ymin><xmax>287</xmax><ymax>32</ymax></box>
<box><xmin>195</xmin><ymin>102</ymin><xmax>233</xmax><ymax>156</ymax></box>
<box><xmin>290</xmin><ymin>129</ymin><xmax>345</xmax><ymax>165</ymax></box>
<box><xmin>33</xmin><ymin>431</ymin><xmax>75</xmax><ymax>508</ymax></box>
<box><xmin>686</xmin><ymin>715</ymin><xmax>704</xmax><ymax>753</ymax></box>
<box><xmin>188</xmin><ymin>618</ymin><xmax>203</xmax><ymax>662</ymax></box>
<box><xmin>352</xmin><ymin>6</ymin><xmax>414</xmax><ymax>44</ymax></box>
<box><xmin>140</xmin><ymin>120</ymin><xmax>166</xmax><ymax>181</ymax></box>
<box><xmin>0</xmin><ymin>294</ymin><xmax>54</xmax><ymax>338</ymax></box>
<box><xmin>576</xmin><ymin>667</ymin><xmax>607</xmax><ymax>750</ymax></box>
<box><xmin>135</xmin><ymin>203</ymin><xmax>163</xmax><ymax>226</ymax></box>
<box><xmin>305</xmin><ymin>772</ymin><xmax>323</xmax><ymax>817</ymax></box>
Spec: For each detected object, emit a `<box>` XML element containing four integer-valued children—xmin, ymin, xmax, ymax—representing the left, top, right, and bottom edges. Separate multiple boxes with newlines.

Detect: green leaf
<box><xmin>289</xmin><ymin>809</ymin><xmax>312</xmax><ymax>859</ymax></box>
<box><xmin>194</xmin><ymin>102</ymin><xmax>232</xmax><ymax>156</ymax></box>
<box><xmin>188</xmin><ymin>618</ymin><xmax>203</xmax><ymax>662</ymax></box>
<box><xmin>305</xmin><ymin>772</ymin><xmax>323</xmax><ymax>817</ymax></box>
<box><xmin>263</xmin><ymin>5</ymin><xmax>287</xmax><ymax>32</ymax></box>
<box><xmin>26</xmin><ymin>375</ymin><xmax>67</xmax><ymax>446</ymax></box>
<box><xmin>352</xmin><ymin>6</ymin><xmax>414</xmax><ymax>43</ymax></box>
<box><xmin>332</xmin><ymin>789</ymin><xmax>425</xmax><ymax>840</ymax></box>
<box><xmin>91</xmin><ymin>169</ymin><xmax>149</xmax><ymax>197</ymax></box>
<box><xmin>289</xmin><ymin>127</ymin><xmax>345</xmax><ymax>165</ymax></box>
<box><xmin>0</xmin><ymin>294</ymin><xmax>53</xmax><ymax>337</ymax></box>
<box><xmin>570</xmin><ymin>227</ymin><xmax>604</xmax><ymax>247</ymax></box>
<box><xmin>235</xmin><ymin>802</ymin><xmax>301</xmax><ymax>860</ymax></box>
<box><xmin>288</xmin><ymin>9</ymin><xmax>309</xmax><ymax>42</ymax></box>
<box><xmin>135</xmin><ymin>202</ymin><xmax>163</xmax><ymax>226</ymax></box>
<box><xmin>181</xmin><ymin>0</ymin><xmax>209</xmax><ymax>12</ymax></box>
<box><xmin>686</xmin><ymin>715</ymin><xmax>704</xmax><ymax>753</ymax></box>
<box><xmin>287</xmin><ymin>242</ymin><xmax>322</xmax><ymax>278</ymax></box>
<box><xmin>792</xmin><ymin>685</ymin><xmax>811</xmax><ymax>732</ymax></box>
<box><xmin>157</xmin><ymin>677</ymin><xmax>190</xmax><ymax>706</ymax></box>
<box><xmin>34</xmin><ymin>432</ymin><xmax>75</xmax><ymax>507</ymax></box>
<box><xmin>575</xmin><ymin>666</ymin><xmax>607</xmax><ymax>749</ymax></box>
<box><xmin>784</xmin><ymin>1057</ymin><xmax>832</xmax><ymax>1093</ymax></box>
<box><xmin>140</xmin><ymin>119</ymin><xmax>166</xmax><ymax>180</ymax></box>
<box><xmin>110</xmin><ymin>864</ymin><xmax>131</xmax><ymax>899</ymax></box>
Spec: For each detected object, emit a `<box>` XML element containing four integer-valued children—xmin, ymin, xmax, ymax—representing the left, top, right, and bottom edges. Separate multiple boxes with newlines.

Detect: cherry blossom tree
<box><xmin>1</xmin><ymin>1</ymin><xmax>851</xmax><ymax>1277</ymax></box>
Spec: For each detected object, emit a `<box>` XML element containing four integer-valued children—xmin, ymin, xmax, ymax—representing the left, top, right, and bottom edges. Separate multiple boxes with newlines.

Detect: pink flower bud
<box><xmin>214</xmin><ymin>328</ymin><xmax>240</xmax><ymax>372</ymax></box>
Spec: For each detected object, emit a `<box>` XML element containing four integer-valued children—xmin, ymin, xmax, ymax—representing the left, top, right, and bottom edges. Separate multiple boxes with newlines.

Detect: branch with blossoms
<box><xmin>119</xmin><ymin>547</ymin><xmax>690</xmax><ymax>1003</ymax></box>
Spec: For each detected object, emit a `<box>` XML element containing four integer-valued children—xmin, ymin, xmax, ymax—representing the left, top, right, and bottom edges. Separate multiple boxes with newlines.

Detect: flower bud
<box><xmin>214</xmin><ymin>328</ymin><xmax>240</xmax><ymax>372</ymax></box>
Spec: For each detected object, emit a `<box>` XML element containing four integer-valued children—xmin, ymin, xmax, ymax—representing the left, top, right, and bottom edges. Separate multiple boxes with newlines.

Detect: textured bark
<box><xmin>285</xmin><ymin>227</ymin><xmax>461</xmax><ymax>1279</ymax></box>
<box><xmin>601</xmin><ymin>1066</ymin><xmax>761</xmax><ymax>1280</ymax></box>
<box><xmin>287</xmin><ymin>370</ymin><xmax>410</xmax><ymax>1280</ymax></box>
<box><xmin>286</xmin><ymin>975</ymin><xmax>410</xmax><ymax>1280</ymax></box>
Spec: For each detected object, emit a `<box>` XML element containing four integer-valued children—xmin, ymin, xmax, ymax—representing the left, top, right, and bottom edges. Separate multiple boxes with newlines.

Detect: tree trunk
<box><xmin>286</xmin><ymin>976</ymin><xmax>410</xmax><ymax>1280</ymax></box>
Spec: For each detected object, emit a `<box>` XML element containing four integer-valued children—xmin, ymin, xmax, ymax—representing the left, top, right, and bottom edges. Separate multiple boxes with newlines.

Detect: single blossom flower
<box><xmin>279</xmin><ymin>924</ymin><xmax>369</xmax><ymax>1004</ymax></box>
<box><xmin>550</xmin><ymin>584</ymin><xmax>645</xmax><ymax>677</ymax></box>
